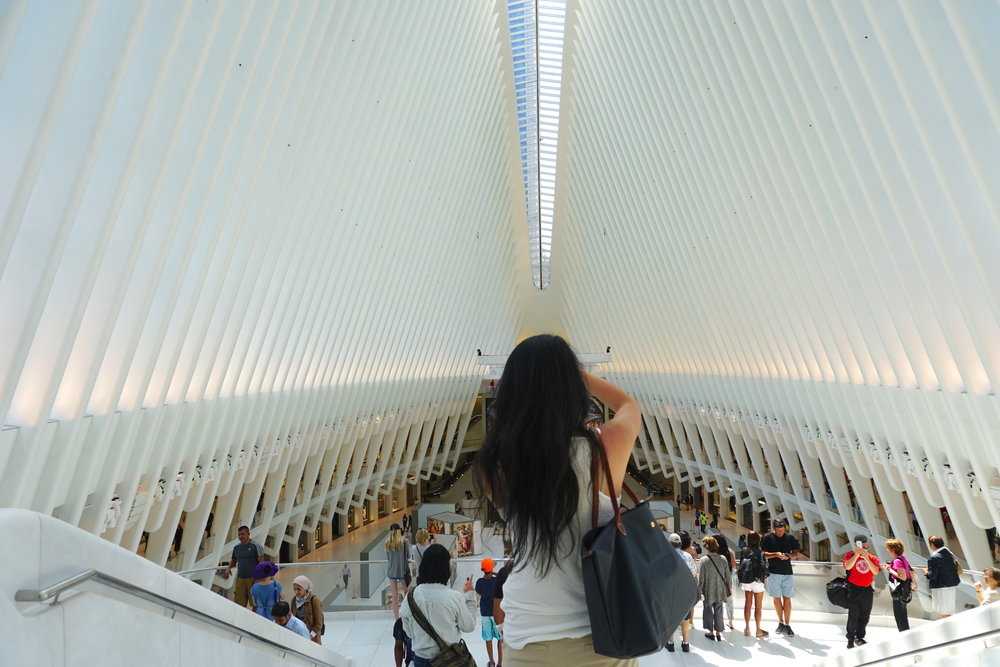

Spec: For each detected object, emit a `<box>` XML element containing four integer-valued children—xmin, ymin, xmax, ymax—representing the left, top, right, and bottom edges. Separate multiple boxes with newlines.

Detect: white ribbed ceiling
<box><xmin>0</xmin><ymin>0</ymin><xmax>528</xmax><ymax>560</ymax></box>
<box><xmin>1</xmin><ymin>0</ymin><xmax>1000</xmax><ymax>573</ymax></box>
<box><xmin>554</xmin><ymin>0</ymin><xmax>1000</xmax><ymax>565</ymax></box>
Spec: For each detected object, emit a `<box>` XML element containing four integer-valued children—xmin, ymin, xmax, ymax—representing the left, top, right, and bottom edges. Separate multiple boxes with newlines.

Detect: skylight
<box><xmin>508</xmin><ymin>0</ymin><xmax>566</xmax><ymax>289</ymax></box>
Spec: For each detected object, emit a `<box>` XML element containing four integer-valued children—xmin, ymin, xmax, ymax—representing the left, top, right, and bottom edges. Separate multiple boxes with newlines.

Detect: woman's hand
<box><xmin>463</xmin><ymin>576</ymin><xmax>474</xmax><ymax>593</ymax></box>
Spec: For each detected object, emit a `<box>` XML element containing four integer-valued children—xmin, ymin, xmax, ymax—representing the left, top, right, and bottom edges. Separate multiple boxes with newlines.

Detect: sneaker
<box><xmin>681</xmin><ymin>643</ymin><xmax>690</xmax><ymax>652</ymax></box>
<box><xmin>784</xmin><ymin>625</ymin><xmax>795</xmax><ymax>637</ymax></box>
<box><xmin>855</xmin><ymin>638</ymin><xmax>866</xmax><ymax>646</ymax></box>
<box><xmin>847</xmin><ymin>640</ymin><xmax>855</xmax><ymax>649</ymax></box>
<box><xmin>666</xmin><ymin>643</ymin><xmax>675</xmax><ymax>652</ymax></box>
<box><xmin>776</xmin><ymin>623</ymin><xmax>787</xmax><ymax>635</ymax></box>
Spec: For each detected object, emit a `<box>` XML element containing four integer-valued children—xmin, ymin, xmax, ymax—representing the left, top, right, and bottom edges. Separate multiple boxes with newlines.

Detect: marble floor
<box><xmin>321</xmin><ymin>608</ymin><xmax>902</xmax><ymax>667</ymax></box>
<box><xmin>275</xmin><ymin>502</ymin><xmax>924</xmax><ymax>666</ymax></box>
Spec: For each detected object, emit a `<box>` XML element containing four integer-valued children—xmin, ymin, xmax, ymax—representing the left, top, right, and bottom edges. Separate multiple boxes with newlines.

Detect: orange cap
<box><xmin>481</xmin><ymin>558</ymin><xmax>495</xmax><ymax>573</ymax></box>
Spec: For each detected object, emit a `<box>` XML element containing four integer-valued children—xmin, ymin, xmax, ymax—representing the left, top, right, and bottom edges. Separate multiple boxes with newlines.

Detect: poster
<box><xmin>454</xmin><ymin>521</ymin><xmax>474</xmax><ymax>557</ymax></box>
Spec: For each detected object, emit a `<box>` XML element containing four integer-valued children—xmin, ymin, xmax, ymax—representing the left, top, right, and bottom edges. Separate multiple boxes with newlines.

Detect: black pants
<box><xmin>891</xmin><ymin>596</ymin><xmax>909</xmax><ymax>631</ymax></box>
<box><xmin>846</xmin><ymin>583</ymin><xmax>873</xmax><ymax>641</ymax></box>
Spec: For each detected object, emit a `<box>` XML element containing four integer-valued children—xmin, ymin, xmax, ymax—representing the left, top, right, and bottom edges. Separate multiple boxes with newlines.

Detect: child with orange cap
<box><xmin>475</xmin><ymin>558</ymin><xmax>503</xmax><ymax>667</ymax></box>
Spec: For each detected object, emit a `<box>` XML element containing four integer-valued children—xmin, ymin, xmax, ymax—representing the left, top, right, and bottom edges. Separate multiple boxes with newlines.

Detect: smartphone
<box><xmin>855</xmin><ymin>541</ymin><xmax>863</xmax><ymax>549</ymax></box>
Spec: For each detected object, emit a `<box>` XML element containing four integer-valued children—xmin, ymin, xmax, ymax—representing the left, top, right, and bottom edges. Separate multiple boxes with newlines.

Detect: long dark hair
<box><xmin>473</xmin><ymin>334</ymin><xmax>596</xmax><ymax>576</ymax></box>
<box><xmin>417</xmin><ymin>544</ymin><xmax>452</xmax><ymax>585</ymax></box>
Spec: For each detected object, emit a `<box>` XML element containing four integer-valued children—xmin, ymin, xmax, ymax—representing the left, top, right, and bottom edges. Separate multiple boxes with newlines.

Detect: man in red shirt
<box><xmin>843</xmin><ymin>534</ymin><xmax>881</xmax><ymax>649</ymax></box>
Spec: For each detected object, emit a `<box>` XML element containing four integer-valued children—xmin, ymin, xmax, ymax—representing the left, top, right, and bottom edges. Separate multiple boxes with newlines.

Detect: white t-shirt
<box><xmin>500</xmin><ymin>438</ymin><xmax>615</xmax><ymax>650</ymax></box>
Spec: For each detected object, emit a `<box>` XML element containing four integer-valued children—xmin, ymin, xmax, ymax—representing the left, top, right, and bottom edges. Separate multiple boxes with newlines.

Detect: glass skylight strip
<box><xmin>508</xmin><ymin>0</ymin><xmax>565</xmax><ymax>289</ymax></box>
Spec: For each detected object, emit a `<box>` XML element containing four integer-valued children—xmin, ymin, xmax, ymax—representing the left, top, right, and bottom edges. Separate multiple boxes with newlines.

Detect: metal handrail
<box><xmin>177</xmin><ymin>559</ymin><xmax>392</xmax><ymax>577</ymax></box>
<box><xmin>15</xmin><ymin>569</ymin><xmax>340</xmax><ymax>667</ymax></box>
<box><xmin>178</xmin><ymin>555</ymin><xmax>513</xmax><ymax>577</ymax></box>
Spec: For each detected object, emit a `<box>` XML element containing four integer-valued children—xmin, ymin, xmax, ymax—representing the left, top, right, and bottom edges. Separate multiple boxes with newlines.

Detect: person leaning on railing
<box><xmin>975</xmin><ymin>568</ymin><xmax>1000</xmax><ymax>606</ymax></box>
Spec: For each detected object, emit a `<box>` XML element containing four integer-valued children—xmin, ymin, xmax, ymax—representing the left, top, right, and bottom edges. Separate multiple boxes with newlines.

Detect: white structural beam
<box><xmin>0</xmin><ymin>0</ymin><xmax>527</xmax><ymax>572</ymax></box>
<box><xmin>555</xmin><ymin>0</ymin><xmax>1000</xmax><ymax>568</ymax></box>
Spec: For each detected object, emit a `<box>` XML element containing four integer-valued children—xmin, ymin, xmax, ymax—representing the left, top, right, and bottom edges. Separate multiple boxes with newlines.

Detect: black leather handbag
<box><xmin>581</xmin><ymin>441</ymin><xmax>699</xmax><ymax>658</ymax></box>
<box><xmin>826</xmin><ymin>576</ymin><xmax>850</xmax><ymax>608</ymax></box>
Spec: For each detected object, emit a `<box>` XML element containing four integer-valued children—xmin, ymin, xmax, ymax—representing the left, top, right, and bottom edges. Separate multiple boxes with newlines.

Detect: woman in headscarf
<box><xmin>290</xmin><ymin>575</ymin><xmax>325</xmax><ymax>643</ymax></box>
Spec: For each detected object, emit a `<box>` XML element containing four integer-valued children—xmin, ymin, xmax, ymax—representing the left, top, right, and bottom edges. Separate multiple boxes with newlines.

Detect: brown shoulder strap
<box><xmin>405</xmin><ymin>587</ymin><xmax>449</xmax><ymax>652</ymax></box>
<box><xmin>589</xmin><ymin>430</ymin><xmax>640</xmax><ymax>533</ymax></box>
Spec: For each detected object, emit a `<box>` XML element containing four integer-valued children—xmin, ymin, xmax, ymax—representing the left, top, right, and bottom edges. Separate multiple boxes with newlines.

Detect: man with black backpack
<box><xmin>737</xmin><ymin>531</ymin><xmax>769</xmax><ymax>637</ymax></box>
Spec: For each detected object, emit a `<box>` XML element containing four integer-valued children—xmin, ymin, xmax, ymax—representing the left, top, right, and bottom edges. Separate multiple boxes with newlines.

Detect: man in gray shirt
<box><xmin>222</xmin><ymin>525</ymin><xmax>265</xmax><ymax>608</ymax></box>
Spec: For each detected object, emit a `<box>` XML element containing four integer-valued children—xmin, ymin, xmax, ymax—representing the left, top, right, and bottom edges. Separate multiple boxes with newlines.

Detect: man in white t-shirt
<box><xmin>666</xmin><ymin>532</ymin><xmax>698</xmax><ymax>653</ymax></box>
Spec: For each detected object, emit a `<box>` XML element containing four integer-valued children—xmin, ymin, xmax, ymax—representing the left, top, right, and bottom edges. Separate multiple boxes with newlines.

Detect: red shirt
<box><xmin>844</xmin><ymin>551</ymin><xmax>881</xmax><ymax>586</ymax></box>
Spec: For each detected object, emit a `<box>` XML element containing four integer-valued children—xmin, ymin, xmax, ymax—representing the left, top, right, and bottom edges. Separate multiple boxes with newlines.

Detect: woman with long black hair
<box><xmin>473</xmin><ymin>334</ymin><xmax>642</xmax><ymax>667</ymax></box>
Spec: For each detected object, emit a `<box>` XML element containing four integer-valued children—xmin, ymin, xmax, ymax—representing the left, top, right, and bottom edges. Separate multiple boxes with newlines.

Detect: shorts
<box><xmin>503</xmin><ymin>635</ymin><xmax>637</xmax><ymax>666</ymax></box>
<box><xmin>482</xmin><ymin>616</ymin><xmax>502</xmax><ymax>641</ymax></box>
<box><xmin>740</xmin><ymin>581</ymin><xmax>766</xmax><ymax>594</ymax></box>
<box><xmin>393</xmin><ymin>617</ymin><xmax>407</xmax><ymax>641</ymax></box>
<box><xmin>767</xmin><ymin>573</ymin><xmax>794</xmax><ymax>598</ymax></box>
<box><xmin>931</xmin><ymin>586</ymin><xmax>957</xmax><ymax>616</ymax></box>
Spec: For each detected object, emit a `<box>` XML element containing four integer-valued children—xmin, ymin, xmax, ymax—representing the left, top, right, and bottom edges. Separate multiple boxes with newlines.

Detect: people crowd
<box><xmin>217</xmin><ymin>506</ymin><xmax>994</xmax><ymax>662</ymax></box>
<box><xmin>210</xmin><ymin>335</ymin><xmax>999</xmax><ymax>663</ymax></box>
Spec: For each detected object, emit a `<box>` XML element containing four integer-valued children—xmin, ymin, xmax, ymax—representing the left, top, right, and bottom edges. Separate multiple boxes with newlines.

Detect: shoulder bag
<box><xmin>888</xmin><ymin>556</ymin><xmax>914</xmax><ymax>604</ymax></box>
<box><xmin>706</xmin><ymin>554</ymin><xmax>732</xmax><ymax>597</ymax></box>
<box><xmin>826</xmin><ymin>576</ymin><xmax>850</xmax><ymax>609</ymax></box>
<box><xmin>405</xmin><ymin>587</ymin><xmax>476</xmax><ymax>667</ymax></box>
<box><xmin>581</xmin><ymin>437</ymin><xmax>699</xmax><ymax>658</ymax></box>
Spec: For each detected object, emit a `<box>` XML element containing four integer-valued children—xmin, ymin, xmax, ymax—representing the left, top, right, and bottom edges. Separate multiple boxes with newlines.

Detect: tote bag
<box><xmin>581</xmin><ymin>441</ymin><xmax>698</xmax><ymax>659</ymax></box>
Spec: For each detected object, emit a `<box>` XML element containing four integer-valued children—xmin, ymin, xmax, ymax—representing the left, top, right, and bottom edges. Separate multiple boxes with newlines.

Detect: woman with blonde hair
<box><xmin>386</xmin><ymin>522</ymin><xmax>411</xmax><ymax>618</ymax></box>
<box><xmin>412</xmin><ymin>528</ymin><xmax>431</xmax><ymax>583</ymax></box>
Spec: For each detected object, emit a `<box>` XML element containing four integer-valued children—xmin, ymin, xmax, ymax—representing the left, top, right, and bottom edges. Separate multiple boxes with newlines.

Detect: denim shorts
<box><xmin>767</xmin><ymin>573</ymin><xmax>795</xmax><ymax>598</ymax></box>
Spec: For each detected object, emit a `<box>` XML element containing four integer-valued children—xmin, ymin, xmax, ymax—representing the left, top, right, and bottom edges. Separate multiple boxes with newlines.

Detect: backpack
<box><xmin>737</xmin><ymin>553</ymin><xmax>756</xmax><ymax>584</ymax></box>
<box><xmin>737</xmin><ymin>548</ymin><xmax>768</xmax><ymax>584</ymax></box>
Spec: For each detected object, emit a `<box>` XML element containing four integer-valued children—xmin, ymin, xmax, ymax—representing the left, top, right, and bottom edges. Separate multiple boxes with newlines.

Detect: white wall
<box><xmin>821</xmin><ymin>598</ymin><xmax>1000</xmax><ymax>666</ymax></box>
<box><xmin>1</xmin><ymin>509</ymin><xmax>352</xmax><ymax>667</ymax></box>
